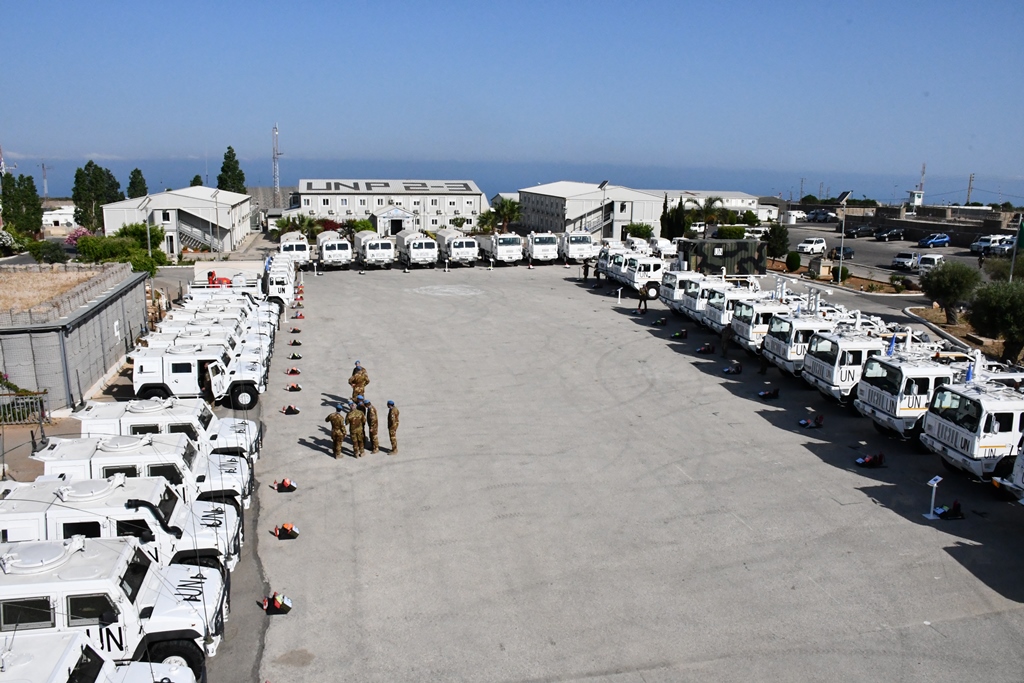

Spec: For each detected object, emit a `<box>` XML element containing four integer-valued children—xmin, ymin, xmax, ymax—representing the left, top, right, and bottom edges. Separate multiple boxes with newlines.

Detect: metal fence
<box><xmin>0</xmin><ymin>392</ymin><xmax>51</xmax><ymax>424</ymax></box>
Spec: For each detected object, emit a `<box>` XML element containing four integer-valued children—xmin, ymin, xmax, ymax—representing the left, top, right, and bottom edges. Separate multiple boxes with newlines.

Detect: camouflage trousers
<box><xmin>369</xmin><ymin>426</ymin><xmax>379</xmax><ymax>453</ymax></box>
<box><xmin>388</xmin><ymin>428</ymin><xmax>398</xmax><ymax>454</ymax></box>
<box><xmin>331</xmin><ymin>431</ymin><xmax>345</xmax><ymax>458</ymax></box>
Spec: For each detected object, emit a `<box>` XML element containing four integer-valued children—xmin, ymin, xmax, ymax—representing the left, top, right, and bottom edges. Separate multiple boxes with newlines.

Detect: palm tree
<box><xmin>492</xmin><ymin>198</ymin><xmax>521</xmax><ymax>234</ymax></box>
<box><xmin>699</xmin><ymin>196</ymin><xmax>723</xmax><ymax>226</ymax></box>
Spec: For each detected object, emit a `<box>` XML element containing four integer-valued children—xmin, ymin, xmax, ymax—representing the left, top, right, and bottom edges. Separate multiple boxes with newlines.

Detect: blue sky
<box><xmin>2</xmin><ymin>0</ymin><xmax>1022</xmax><ymax>203</ymax></box>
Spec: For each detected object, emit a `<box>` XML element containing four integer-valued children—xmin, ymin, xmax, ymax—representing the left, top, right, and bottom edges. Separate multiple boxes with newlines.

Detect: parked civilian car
<box><xmin>970</xmin><ymin>234</ymin><xmax>1008</xmax><ymax>254</ymax></box>
<box><xmin>989</xmin><ymin>236</ymin><xmax>1017</xmax><ymax>256</ymax></box>
<box><xmin>827</xmin><ymin>246</ymin><xmax>854</xmax><ymax>260</ymax></box>
<box><xmin>744</xmin><ymin>226</ymin><xmax>770</xmax><ymax>240</ymax></box>
<box><xmin>918</xmin><ymin>233</ymin><xmax>950</xmax><ymax>248</ymax></box>
<box><xmin>811</xmin><ymin>211</ymin><xmax>838</xmax><ymax>223</ymax></box>
<box><xmin>843</xmin><ymin>224</ymin><xmax>875</xmax><ymax>238</ymax></box>
<box><xmin>874</xmin><ymin>227</ymin><xmax>905</xmax><ymax>242</ymax></box>
<box><xmin>796</xmin><ymin>238</ymin><xmax>827</xmax><ymax>255</ymax></box>
<box><xmin>891</xmin><ymin>251</ymin><xmax>921</xmax><ymax>270</ymax></box>
<box><xmin>917</xmin><ymin>254</ymin><xmax>945</xmax><ymax>274</ymax></box>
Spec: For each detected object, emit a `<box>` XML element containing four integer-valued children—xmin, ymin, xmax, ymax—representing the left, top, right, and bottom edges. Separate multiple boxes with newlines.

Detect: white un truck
<box><xmin>435</xmin><ymin>228</ymin><xmax>478</xmax><ymax>266</ymax></box>
<box><xmin>477</xmin><ymin>233</ymin><xmax>523</xmax><ymax>264</ymax></box>
<box><xmin>353</xmin><ymin>230</ymin><xmax>395</xmax><ymax>269</ymax></box>
<box><xmin>394</xmin><ymin>229</ymin><xmax>439</xmax><ymax>268</ymax></box>
<box><xmin>0</xmin><ymin>536</ymin><xmax>225</xmax><ymax>681</ymax></box>
<box><xmin>278</xmin><ymin>231</ymin><xmax>311</xmax><ymax>269</ymax></box>
<box><xmin>558</xmin><ymin>231</ymin><xmax>597</xmax><ymax>263</ymax></box>
<box><xmin>316</xmin><ymin>230</ymin><xmax>353</xmax><ymax>269</ymax></box>
<box><xmin>525</xmin><ymin>232</ymin><xmax>559</xmax><ymax>262</ymax></box>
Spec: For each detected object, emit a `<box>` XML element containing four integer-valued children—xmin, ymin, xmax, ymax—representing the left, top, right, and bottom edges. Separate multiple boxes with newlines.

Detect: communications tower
<box><xmin>272</xmin><ymin>124</ymin><xmax>282</xmax><ymax>208</ymax></box>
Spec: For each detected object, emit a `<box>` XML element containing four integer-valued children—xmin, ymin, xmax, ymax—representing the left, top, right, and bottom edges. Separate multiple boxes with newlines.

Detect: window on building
<box><xmin>620</xmin><ymin>203</ymin><xmax>627</xmax><ymax>213</ymax></box>
<box><xmin>466</xmin><ymin>199</ymin><xmax>473</xmax><ymax>205</ymax></box>
<box><xmin>303</xmin><ymin>198</ymin><xmax>310</xmax><ymax>206</ymax></box>
<box><xmin>359</xmin><ymin>199</ymin><xmax>366</xmax><ymax>206</ymax></box>
<box><xmin>322</xmin><ymin>198</ymin><xmax>330</xmax><ymax>206</ymax></box>
<box><xmin>413</xmin><ymin>200</ymin><xmax>420</xmax><ymax>206</ymax></box>
<box><xmin>340</xmin><ymin>198</ymin><xmax>348</xmax><ymax>206</ymax></box>
<box><xmin>377</xmin><ymin>198</ymin><xmax>384</xmax><ymax>206</ymax></box>
<box><xmin>449</xmin><ymin>200</ymin><xmax>456</xmax><ymax>207</ymax></box>
<box><xmin>431</xmin><ymin>199</ymin><xmax>439</xmax><ymax>206</ymax></box>
<box><xmin>431</xmin><ymin>219</ymin><xmax>438</xmax><ymax>225</ymax></box>
<box><xmin>466</xmin><ymin>219</ymin><xmax>473</xmax><ymax>225</ymax></box>
<box><xmin>162</xmin><ymin>211</ymin><xmax>170</xmax><ymax>222</ymax></box>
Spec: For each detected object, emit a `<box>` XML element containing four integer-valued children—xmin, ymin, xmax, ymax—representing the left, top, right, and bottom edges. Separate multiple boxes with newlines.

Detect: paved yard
<box><xmin>213</xmin><ymin>264</ymin><xmax>1024</xmax><ymax>682</ymax></box>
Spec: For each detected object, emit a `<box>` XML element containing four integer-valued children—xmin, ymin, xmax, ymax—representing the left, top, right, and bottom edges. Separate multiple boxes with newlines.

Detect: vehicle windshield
<box><xmin>930</xmin><ymin>388</ymin><xmax>982</xmax><ymax>434</ymax></box>
<box><xmin>221</xmin><ymin>351</ymin><xmax>232</xmax><ymax>367</ymax></box>
<box><xmin>662</xmin><ymin>273</ymin><xmax>678</xmax><ymax>288</ymax></box>
<box><xmin>325</xmin><ymin>243</ymin><xmax>336</xmax><ymax>251</ymax></box>
<box><xmin>569</xmin><ymin>236</ymin><xmax>590</xmax><ymax>244</ymax></box>
<box><xmin>182</xmin><ymin>443</ymin><xmax>197</xmax><ymax>471</ymax></box>
<box><xmin>734</xmin><ymin>302</ymin><xmax>754</xmax><ymax>324</ymax></box>
<box><xmin>895</xmin><ymin>252</ymin><xmax>913</xmax><ymax>260</ymax></box>
<box><xmin>69</xmin><ymin>645</ymin><xmax>105</xmax><ymax>683</ymax></box>
<box><xmin>119</xmin><ymin>548</ymin><xmax>151</xmax><ymax>604</ymax></box>
<box><xmin>498</xmin><ymin>237</ymin><xmax>520</xmax><ymax>246</ymax></box>
<box><xmin>861</xmin><ymin>358</ymin><xmax>902</xmax><ymax>394</ymax></box>
<box><xmin>338</xmin><ymin>242</ymin><xmax>349</xmax><ymax>250</ymax></box>
<box><xmin>156</xmin><ymin>485</ymin><xmax>180</xmax><ymax>523</ymax></box>
<box><xmin>708</xmin><ymin>290</ymin><xmax>726</xmax><ymax>308</ymax></box>
<box><xmin>683</xmin><ymin>280</ymin><xmax>702</xmax><ymax>296</ymax></box>
<box><xmin>198</xmin><ymin>405</ymin><xmax>214</xmax><ymax>432</ymax></box>
<box><xmin>767</xmin><ymin>317</ymin><xmax>792</xmax><ymax>342</ymax></box>
<box><xmin>534</xmin><ymin>236</ymin><xmax>556</xmax><ymax>245</ymax></box>
<box><xmin>369</xmin><ymin>243</ymin><xmax>380</xmax><ymax>250</ymax></box>
<box><xmin>807</xmin><ymin>335</ymin><xmax>839</xmax><ymax>366</ymax></box>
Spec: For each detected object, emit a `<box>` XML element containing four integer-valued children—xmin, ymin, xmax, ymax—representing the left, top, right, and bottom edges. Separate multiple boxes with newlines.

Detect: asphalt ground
<box><xmin>193</xmin><ymin>262</ymin><xmax>1024</xmax><ymax>683</ymax></box>
<box><xmin>785</xmin><ymin>222</ymin><xmax>983</xmax><ymax>282</ymax></box>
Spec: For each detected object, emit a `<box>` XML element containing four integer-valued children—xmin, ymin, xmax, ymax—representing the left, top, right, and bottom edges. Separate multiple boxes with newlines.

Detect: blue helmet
<box><xmin>335</xmin><ymin>404</ymin><xmax>344</xmax><ymax>411</ymax></box>
<box><xmin>387</xmin><ymin>400</ymin><xmax>395</xmax><ymax>406</ymax></box>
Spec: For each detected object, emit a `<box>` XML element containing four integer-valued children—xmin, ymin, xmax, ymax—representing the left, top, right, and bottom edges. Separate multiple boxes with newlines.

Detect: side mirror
<box><xmin>991</xmin><ymin>420</ymin><xmax>1001</xmax><ymax>435</ymax></box>
<box><xmin>99</xmin><ymin>609</ymin><xmax>118</xmax><ymax>628</ymax></box>
<box><xmin>196</xmin><ymin>475</ymin><xmax>207</xmax><ymax>483</ymax></box>
<box><xmin>140</xmin><ymin>530</ymin><xmax>156</xmax><ymax>544</ymax></box>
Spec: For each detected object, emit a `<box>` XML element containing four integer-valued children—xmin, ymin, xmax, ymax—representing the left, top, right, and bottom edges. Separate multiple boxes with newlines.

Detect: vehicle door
<box><xmin>169</xmin><ymin>361</ymin><xmax>201</xmax><ymax>395</ymax></box>
<box><xmin>67</xmin><ymin>591</ymin><xmax>132</xmax><ymax>658</ymax></box>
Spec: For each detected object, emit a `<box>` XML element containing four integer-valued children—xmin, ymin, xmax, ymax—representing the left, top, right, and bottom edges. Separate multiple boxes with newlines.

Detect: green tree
<box><xmin>126</xmin><ymin>168</ymin><xmax>148</xmax><ymax>198</ymax></box>
<box><xmin>714</xmin><ymin>226</ymin><xmax>746</xmax><ymax>240</ymax></box>
<box><xmin>72</xmin><ymin>161</ymin><xmax>124</xmax><ymax>231</ymax></box>
<box><xmin>919</xmin><ymin>261</ymin><xmax>982</xmax><ymax>325</ymax></box>
<box><xmin>623</xmin><ymin>222</ymin><xmax>653</xmax><ymax>239</ymax></box>
<box><xmin>741</xmin><ymin>210</ymin><xmax>759</xmax><ymax>226</ymax></box>
<box><xmin>216</xmin><ymin>146</ymin><xmax>246</xmax><ymax>194</ymax></box>
<box><xmin>766</xmin><ymin>223</ymin><xmax>790</xmax><ymax>259</ymax></box>
<box><xmin>492</xmin><ymin>197</ymin><xmax>521</xmax><ymax>233</ymax></box>
<box><xmin>970</xmin><ymin>281</ymin><xmax>1024</xmax><ymax>363</ymax></box>
<box><xmin>1</xmin><ymin>172</ymin><xmax>17</xmax><ymax>232</ymax></box>
<box><xmin>190</xmin><ymin>174</ymin><xmax>203</xmax><ymax>187</ymax></box>
<box><xmin>25</xmin><ymin>239</ymin><xmax>68</xmax><ymax>264</ymax></box>
<box><xmin>114</xmin><ymin>222</ymin><xmax>165</xmax><ymax>253</ymax></box>
<box><xmin>698</xmin><ymin>197</ymin><xmax>723</xmax><ymax>226</ymax></box>
<box><xmin>476</xmin><ymin>210</ymin><xmax>496</xmax><ymax>233</ymax></box>
<box><xmin>800</xmin><ymin>194</ymin><xmax>819</xmax><ymax>204</ymax></box>
<box><xmin>1</xmin><ymin>173</ymin><xmax>43</xmax><ymax>236</ymax></box>
<box><xmin>451</xmin><ymin>216</ymin><xmax>468</xmax><ymax>228</ymax></box>
<box><xmin>785</xmin><ymin>251</ymin><xmax>802</xmax><ymax>272</ymax></box>
<box><xmin>982</xmin><ymin>254</ymin><xmax>1024</xmax><ymax>282</ymax></box>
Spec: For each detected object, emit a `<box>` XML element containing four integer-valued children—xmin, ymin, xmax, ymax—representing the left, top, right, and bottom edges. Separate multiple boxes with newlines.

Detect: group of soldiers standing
<box><xmin>325</xmin><ymin>361</ymin><xmax>400</xmax><ymax>458</ymax></box>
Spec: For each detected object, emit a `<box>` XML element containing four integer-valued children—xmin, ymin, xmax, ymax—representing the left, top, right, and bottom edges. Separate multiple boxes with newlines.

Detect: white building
<box><xmin>288</xmin><ymin>179</ymin><xmax>490</xmax><ymax>235</ymax></box>
<box><xmin>41</xmin><ymin>205</ymin><xmax>78</xmax><ymax>235</ymax></box>
<box><xmin>102</xmin><ymin>187</ymin><xmax>254</xmax><ymax>255</ymax></box>
<box><xmin>646</xmin><ymin>190</ymin><xmax>777</xmax><ymax>223</ymax></box>
<box><xmin>519</xmin><ymin>181</ymin><xmax>663</xmax><ymax>239</ymax></box>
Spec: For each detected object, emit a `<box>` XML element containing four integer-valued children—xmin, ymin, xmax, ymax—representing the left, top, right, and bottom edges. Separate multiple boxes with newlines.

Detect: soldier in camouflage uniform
<box><xmin>348</xmin><ymin>362</ymin><xmax>370</xmax><ymax>401</ymax></box>
<box><xmin>325</xmin><ymin>404</ymin><xmax>347</xmax><ymax>458</ymax></box>
<box><xmin>387</xmin><ymin>400</ymin><xmax>400</xmax><ymax>455</ymax></box>
<box><xmin>365</xmin><ymin>400</ymin><xmax>380</xmax><ymax>453</ymax></box>
<box><xmin>345</xmin><ymin>402</ymin><xmax>366</xmax><ymax>458</ymax></box>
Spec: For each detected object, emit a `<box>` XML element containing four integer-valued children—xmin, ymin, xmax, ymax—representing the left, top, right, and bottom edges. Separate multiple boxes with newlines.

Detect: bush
<box><xmin>714</xmin><ymin>225</ymin><xmax>746</xmax><ymax>240</ymax></box>
<box><xmin>623</xmin><ymin>222</ymin><xmax>654</xmax><ymax>239</ymax></box>
<box><xmin>785</xmin><ymin>251</ymin><xmax>802</xmax><ymax>272</ymax></box>
<box><xmin>76</xmin><ymin>234</ymin><xmax>166</xmax><ymax>275</ymax></box>
<box><xmin>63</xmin><ymin>226</ymin><xmax>92</xmax><ymax>247</ymax></box>
<box><xmin>25</xmin><ymin>240</ymin><xmax>69</xmax><ymax>264</ymax></box>
<box><xmin>830</xmin><ymin>265</ymin><xmax>850</xmax><ymax>282</ymax></box>
<box><xmin>866</xmin><ymin>283</ymin><xmax>882</xmax><ymax>292</ymax></box>
<box><xmin>766</xmin><ymin>224</ymin><xmax>790</xmax><ymax>259</ymax></box>
<box><xmin>983</xmin><ymin>254</ymin><xmax>1024</xmax><ymax>282</ymax></box>
<box><xmin>970</xmin><ymin>281</ymin><xmax>1024</xmax><ymax>363</ymax></box>
<box><xmin>741</xmin><ymin>210</ymin><xmax>760</xmax><ymax>226</ymax></box>
<box><xmin>683</xmin><ymin>229</ymin><xmax>698</xmax><ymax>239</ymax></box>
<box><xmin>114</xmin><ymin>222</ymin><xmax>164</xmax><ymax>250</ymax></box>
<box><xmin>889</xmin><ymin>273</ymin><xmax>905</xmax><ymax>285</ymax></box>
<box><xmin>919</xmin><ymin>261</ymin><xmax>981</xmax><ymax>324</ymax></box>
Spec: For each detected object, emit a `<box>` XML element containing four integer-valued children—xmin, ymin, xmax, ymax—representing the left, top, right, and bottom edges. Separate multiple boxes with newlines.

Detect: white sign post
<box><xmin>923</xmin><ymin>476</ymin><xmax>943</xmax><ymax>520</ymax></box>
<box><xmin>616</xmin><ymin>287</ymin><xmax>623</xmax><ymax>304</ymax></box>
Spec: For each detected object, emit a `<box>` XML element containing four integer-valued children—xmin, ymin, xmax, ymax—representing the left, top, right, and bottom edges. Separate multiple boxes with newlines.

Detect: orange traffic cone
<box><xmin>285</xmin><ymin>367</ymin><xmax>301</xmax><ymax>375</ymax></box>
<box><xmin>285</xmin><ymin>383</ymin><xmax>302</xmax><ymax>392</ymax></box>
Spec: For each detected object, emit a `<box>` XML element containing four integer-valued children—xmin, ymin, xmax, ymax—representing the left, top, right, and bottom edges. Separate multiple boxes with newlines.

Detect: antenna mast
<box><xmin>272</xmin><ymin>124</ymin><xmax>282</xmax><ymax>208</ymax></box>
<box><xmin>918</xmin><ymin>163</ymin><xmax>926</xmax><ymax>192</ymax></box>
<box><xmin>39</xmin><ymin>162</ymin><xmax>51</xmax><ymax>199</ymax></box>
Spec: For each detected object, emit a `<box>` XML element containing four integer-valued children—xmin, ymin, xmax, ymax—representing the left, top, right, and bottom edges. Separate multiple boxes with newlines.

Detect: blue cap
<box><xmin>355</xmin><ymin>360</ymin><xmax>361</xmax><ymax>365</ymax></box>
<box><xmin>387</xmin><ymin>400</ymin><xmax>394</xmax><ymax>406</ymax></box>
<box><xmin>364</xmin><ymin>400</ymin><xmax>371</xmax><ymax>405</ymax></box>
<box><xmin>336</xmin><ymin>404</ymin><xmax>344</xmax><ymax>411</ymax></box>
<box><xmin>357</xmin><ymin>395</ymin><xmax>364</xmax><ymax>400</ymax></box>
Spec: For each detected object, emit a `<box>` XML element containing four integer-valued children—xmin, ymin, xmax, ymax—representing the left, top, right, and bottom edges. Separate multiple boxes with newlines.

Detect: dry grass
<box><xmin>0</xmin><ymin>271</ymin><xmax>99</xmax><ymax>313</ymax></box>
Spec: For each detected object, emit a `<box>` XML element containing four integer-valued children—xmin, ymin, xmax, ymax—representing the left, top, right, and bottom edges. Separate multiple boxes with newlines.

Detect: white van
<box><xmin>917</xmin><ymin>253</ymin><xmax>945</xmax><ymax>274</ymax></box>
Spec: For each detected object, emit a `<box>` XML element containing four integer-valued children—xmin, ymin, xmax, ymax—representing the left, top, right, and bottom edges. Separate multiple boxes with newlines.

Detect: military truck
<box><xmin>316</xmin><ymin>230</ymin><xmax>353</xmax><ymax>269</ymax></box>
<box><xmin>394</xmin><ymin>229</ymin><xmax>439</xmax><ymax>268</ymax></box>
<box><xmin>129</xmin><ymin>345</ymin><xmax>266</xmax><ymax>409</ymax></box>
<box><xmin>477</xmin><ymin>233</ymin><xmax>523</xmax><ymax>264</ymax></box>
<box><xmin>353</xmin><ymin>230</ymin><xmax>396</xmax><ymax>268</ymax></box>
<box><xmin>0</xmin><ymin>536</ymin><xmax>225</xmax><ymax>681</ymax></box>
<box><xmin>435</xmin><ymin>228</ymin><xmax>477</xmax><ymax>266</ymax></box>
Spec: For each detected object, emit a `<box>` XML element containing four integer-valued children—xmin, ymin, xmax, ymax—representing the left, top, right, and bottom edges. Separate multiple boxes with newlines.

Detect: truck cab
<box><xmin>394</xmin><ymin>229</ymin><xmax>439</xmax><ymax>268</ymax></box>
<box><xmin>624</xmin><ymin>236</ymin><xmax>651</xmax><ymax>255</ymax></box>
<box><xmin>800</xmin><ymin>327</ymin><xmax>892</xmax><ymax>402</ymax></box>
<box><xmin>658</xmin><ymin>270</ymin><xmax>704</xmax><ymax>314</ymax></box>
<box><xmin>701</xmin><ymin>286</ymin><xmax>771</xmax><ymax>334</ymax></box>
<box><xmin>762</xmin><ymin>313</ymin><xmax>842</xmax><ymax>376</ymax></box>
<box><xmin>0</xmin><ymin>536</ymin><xmax>225</xmax><ymax>681</ymax></box>
<box><xmin>854</xmin><ymin>353</ymin><xmax>966</xmax><ymax>437</ymax></box>
<box><xmin>922</xmin><ymin>381</ymin><xmax>1024</xmax><ymax>479</ymax></box>
<box><xmin>525</xmin><ymin>233</ymin><xmax>558</xmax><ymax>262</ymax></box>
<box><xmin>478</xmin><ymin>234</ymin><xmax>523</xmax><ymax>264</ymax></box>
<box><xmin>139</xmin><ymin>328</ymin><xmax>271</xmax><ymax>367</ymax></box>
<box><xmin>731</xmin><ymin>297</ymin><xmax>800</xmax><ymax>354</ymax></box>
<box><xmin>130</xmin><ymin>345</ymin><xmax>266</xmax><ymax>410</ymax></box>
<box><xmin>315</xmin><ymin>230</ymin><xmax>353</xmax><ymax>269</ymax></box>
<box><xmin>681</xmin><ymin>275</ymin><xmax>761</xmax><ymax>324</ymax></box>
<box><xmin>32</xmin><ymin>434</ymin><xmax>250</xmax><ymax>514</ymax></box>
<box><xmin>0</xmin><ymin>474</ymin><xmax>241</xmax><ymax>574</ymax></box>
<box><xmin>596</xmin><ymin>246</ymin><xmax>628</xmax><ymax>278</ymax></box>
<box><xmin>624</xmin><ymin>257</ymin><xmax>665</xmax><ymax>298</ymax></box>
<box><xmin>558</xmin><ymin>232</ymin><xmax>597</xmax><ymax>263</ymax></box>
<box><xmin>352</xmin><ymin>231</ymin><xmax>396</xmax><ymax>268</ymax></box>
<box><xmin>278</xmin><ymin>232</ymin><xmax>311</xmax><ymax>269</ymax></box>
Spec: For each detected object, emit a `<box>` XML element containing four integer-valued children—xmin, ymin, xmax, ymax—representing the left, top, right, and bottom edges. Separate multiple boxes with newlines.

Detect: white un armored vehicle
<box><xmin>278</xmin><ymin>231</ymin><xmax>311</xmax><ymax>269</ymax></box>
<box><xmin>0</xmin><ymin>536</ymin><xmax>225</xmax><ymax>681</ymax></box>
<box><xmin>558</xmin><ymin>231</ymin><xmax>597</xmax><ymax>263</ymax></box>
<box><xmin>129</xmin><ymin>345</ymin><xmax>266</xmax><ymax>410</ymax></box>
<box><xmin>525</xmin><ymin>232</ymin><xmax>558</xmax><ymax>262</ymax></box>
<box><xmin>0</xmin><ymin>474</ymin><xmax>241</xmax><ymax>574</ymax></box>
<box><xmin>0</xmin><ymin>631</ymin><xmax>197</xmax><ymax>683</ymax></box>
<box><xmin>32</xmin><ymin>433</ymin><xmax>251</xmax><ymax>514</ymax></box>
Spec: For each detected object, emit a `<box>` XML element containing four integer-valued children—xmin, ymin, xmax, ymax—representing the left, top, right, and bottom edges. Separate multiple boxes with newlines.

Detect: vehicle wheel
<box><xmin>645</xmin><ymin>284</ymin><xmax>659</xmax><ymax>299</ymax></box>
<box><xmin>139</xmin><ymin>387</ymin><xmax>170</xmax><ymax>400</ymax></box>
<box><xmin>469</xmin><ymin>261</ymin><xmax>476</xmax><ymax>267</ymax></box>
<box><xmin>994</xmin><ymin>456</ymin><xmax>1016</xmax><ymax>479</ymax></box>
<box><xmin>430</xmin><ymin>262</ymin><xmax>436</xmax><ymax>269</ymax></box>
<box><xmin>148</xmin><ymin>640</ymin><xmax>205</xmax><ymax>681</ymax></box>
<box><xmin>230</xmin><ymin>384</ymin><xmax>258</xmax><ymax>410</ymax></box>
<box><xmin>385</xmin><ymin>263</ymin><xmax>392</xmax><ymax>270</ymax></box>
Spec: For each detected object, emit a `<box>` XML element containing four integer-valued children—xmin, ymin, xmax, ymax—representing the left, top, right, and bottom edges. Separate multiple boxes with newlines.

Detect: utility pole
<box><xmin>966</xmin><ymin>173</ymin><xmax>974</xmax><ymax>205</ymax></box>
<box><xmin>818</xmin><ymin>182</ymin><xmax>824</xmax><ymax>202</ymax></box>
<box><xmin>799</xmin><ymin>177</ymin><xmax>805</xmax><ymax>200</ymax></box>
<box><xmin>272</xmin><ymin>124</ymin><xmax>282</xmax><ymax>208</ymax></box>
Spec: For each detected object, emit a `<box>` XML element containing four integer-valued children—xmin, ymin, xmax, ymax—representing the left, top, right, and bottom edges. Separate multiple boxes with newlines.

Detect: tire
<box><xmin>139</xmin><ymin>387</ymin><xmax>170</xmax><ymax>400</ymax></box>
<box><xmin>993</xmin><ymin>456</ymin><xmax>1016</xmax><ymax>479</ymax></box>
<box><xmin>230</xmin><ymin>384</ymin><xmax>258</xmax><ymax>410</ymax></box>
<box><xmin>148</xmin><ymin>639</ymin><xmax>205</xmax><ymax>681</ymax></box>
<box><xmin>645</xmin><ymin>284</ymin><xmax>659</xmax><ymax>299</ymax></box>
<box><xmin>385</xmin><ymin>263</ymin><xmax>392</xmax><ymax>270</ymax></box>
